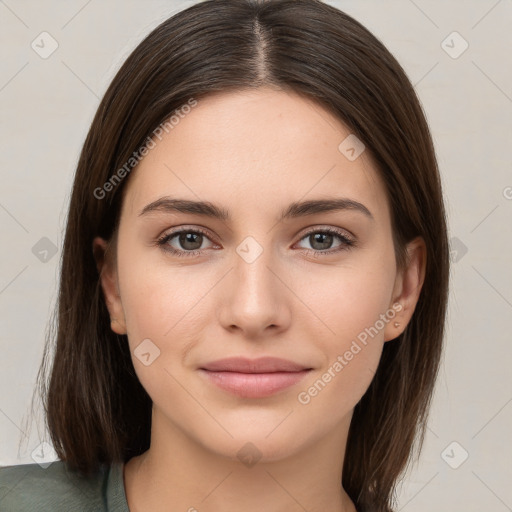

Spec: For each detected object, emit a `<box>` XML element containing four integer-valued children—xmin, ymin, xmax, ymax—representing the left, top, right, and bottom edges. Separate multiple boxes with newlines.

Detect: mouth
<box><xmin>198</xmin><ymin>357</ymin><xmax>313</xmax><ymax>398</ymax></box>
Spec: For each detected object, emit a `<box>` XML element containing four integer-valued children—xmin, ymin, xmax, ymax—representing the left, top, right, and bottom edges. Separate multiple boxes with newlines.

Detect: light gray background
<box><xmin>1</xmin><ymin>0</ymin><xmax>511</xmax><ymax>510</ymax></box>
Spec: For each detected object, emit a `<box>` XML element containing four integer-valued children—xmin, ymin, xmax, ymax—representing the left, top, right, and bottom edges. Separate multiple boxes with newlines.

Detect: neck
<box><xmin>124</xmin><ymin>407</ymin><xmax>357</xmax><ymax>512</ymax></box>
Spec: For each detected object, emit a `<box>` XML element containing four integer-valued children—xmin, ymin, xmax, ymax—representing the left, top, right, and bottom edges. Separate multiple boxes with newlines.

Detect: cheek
<box><xmin>116</xmin><ymin>235</ymin><xmax>209</xmax><ymax>336</ymax></box>
<box><xmin>295</xmin><ymin>345</ymin><xmax>381</xmax><ymax>436</ymax></box>
<box><xmin>116</xmin><ymin>249</ymin><xmax>217</xmax><ymax>371</ymax></box>
<box><xmin>115</xmin><ymin>259</ymin><xmax>207</xmax><ymax>406</ymax></box>
<box><xmin>289</xmin><ymin>275</ymin><xmax>393</xmax><ymax>444</ymax></box>
<box><xmin>303</xmin><ymin>255</ymin><xmax>395</xmax><ymax>345</ymax></box>
<box><xmin>295</xmin><ymin>255</ymin><xmax>396</xmax><ymax>410</ymax></box>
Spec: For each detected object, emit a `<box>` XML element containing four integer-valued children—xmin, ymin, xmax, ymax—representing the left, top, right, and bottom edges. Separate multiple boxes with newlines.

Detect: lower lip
<box><xmin>199</xmin><ymin>369</ymin><xmax>311</xmax><ymax>398</ymax></box>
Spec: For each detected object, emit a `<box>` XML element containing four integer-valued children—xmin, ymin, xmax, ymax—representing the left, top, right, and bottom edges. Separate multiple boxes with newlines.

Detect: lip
<box><xmin>199</xmin><ymin>357</ymin><xmax>313</xmax><ymax>398</ymax></box>
<box><xmin>200</xmin><ymin>356</ymin><xmax>311</xmax><ymax>373</ymax></box>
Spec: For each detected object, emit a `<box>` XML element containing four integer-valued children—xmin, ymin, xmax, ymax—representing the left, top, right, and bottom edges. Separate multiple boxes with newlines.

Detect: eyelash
<box><xmin>156</xmin><ymin>226</ymin><xmax>356</xmax><ymax>258</ymax></box>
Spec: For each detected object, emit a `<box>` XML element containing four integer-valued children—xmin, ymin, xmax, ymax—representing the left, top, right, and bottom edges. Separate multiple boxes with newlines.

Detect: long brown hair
<box><xmin>31</xmin><ymin>1</ymin><xmax>449</xmax><ymax>510</ymax></box>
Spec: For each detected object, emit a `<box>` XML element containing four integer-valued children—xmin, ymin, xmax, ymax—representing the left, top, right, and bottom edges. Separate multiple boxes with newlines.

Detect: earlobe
<box><xmin>384</xmin><ymin>237</ymin><xmax>426</xmax><ymax>342</ymax></box>
<box><xmin>92</xmin><ymin>236</ymin><xmax>127</xmax><ymax>335</ymax></box>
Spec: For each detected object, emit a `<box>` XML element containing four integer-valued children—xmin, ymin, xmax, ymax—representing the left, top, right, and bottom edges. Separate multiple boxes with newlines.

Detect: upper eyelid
<box><xmin>160</xmin><ymin>226</ymin><xmax>218</xmax><ymax>245</ymax></box>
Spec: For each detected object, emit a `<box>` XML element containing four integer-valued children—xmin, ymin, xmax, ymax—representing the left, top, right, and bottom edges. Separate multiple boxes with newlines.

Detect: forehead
<box><xmin>121</xmin><ymin>87</ymin><xmax>390</xmax><ymax>225</ymax></box>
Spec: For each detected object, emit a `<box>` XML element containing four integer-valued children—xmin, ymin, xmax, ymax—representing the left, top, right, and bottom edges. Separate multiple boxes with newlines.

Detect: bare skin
<box><xmin>93</xmin><ymin>86</ymin><xmax>425</xmax><ymax>512</ymax></box>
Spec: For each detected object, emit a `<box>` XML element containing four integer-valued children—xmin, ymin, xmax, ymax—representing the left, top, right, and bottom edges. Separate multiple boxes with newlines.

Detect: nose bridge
<box><xmin>233</xmin><ymin>234</ymin><xmax>278</xmax><ymax>305</ymax></box>
<box><xmin>219</xmin><ymin>234</ymin><xmax>289</xmax><ymax>334</ymax></box>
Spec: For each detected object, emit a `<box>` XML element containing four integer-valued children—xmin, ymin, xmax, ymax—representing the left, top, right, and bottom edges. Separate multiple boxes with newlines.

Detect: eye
<box><xmin>157</xmin><ymin>227</ymin><xmax>217</xmax><ymax>257</ymax></box>
<box><xmin>295</xmin><ymin>227</ymin><xmax>356</xmax><ymax>256</ymax></box>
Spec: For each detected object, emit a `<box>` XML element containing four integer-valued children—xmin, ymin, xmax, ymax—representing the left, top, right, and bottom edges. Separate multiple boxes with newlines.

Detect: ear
<box><xmin>92</xmin><ymin>236</ymin><xmax>127</xmax><ymax>335</ymax></box>
<box><xmin>384</xmin><ymin>236</ymin><xmax>426</xmax><ymax>342</ymax></box>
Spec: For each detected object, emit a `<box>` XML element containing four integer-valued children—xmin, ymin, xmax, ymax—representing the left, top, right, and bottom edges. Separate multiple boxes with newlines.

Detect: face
<box><xmin>94</xmin><ymin>87</ymin><xmax>424</xmax><ymax>463</ymax></box>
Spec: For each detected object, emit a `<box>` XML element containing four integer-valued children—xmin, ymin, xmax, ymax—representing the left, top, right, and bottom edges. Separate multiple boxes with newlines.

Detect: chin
<box><xmin>193</xmin><ymin>420</ymin><xmax>312</xmax><ymax>464</ymax></box>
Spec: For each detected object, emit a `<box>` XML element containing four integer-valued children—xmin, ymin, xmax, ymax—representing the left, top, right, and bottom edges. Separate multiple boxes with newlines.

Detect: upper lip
<box><xmin>200</xmin><ymin>357</ymin><xmax>312</xmax><ymax>373</ymax></box>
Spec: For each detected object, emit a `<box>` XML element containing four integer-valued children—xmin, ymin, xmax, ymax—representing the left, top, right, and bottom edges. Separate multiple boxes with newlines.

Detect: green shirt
<box><xmin>0</xmin><ymin>460</ymin><xmax>129</xmax><ymax>511</ymax></box>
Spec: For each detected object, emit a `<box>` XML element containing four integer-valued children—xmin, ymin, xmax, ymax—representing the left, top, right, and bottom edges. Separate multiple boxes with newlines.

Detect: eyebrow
<box><xmin>138</xmin><ymin>196</ymin><xmax>374</xmax><ymax>222</ymax></box>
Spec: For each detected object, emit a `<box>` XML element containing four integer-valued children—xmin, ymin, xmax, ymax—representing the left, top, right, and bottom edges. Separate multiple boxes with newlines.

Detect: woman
<box><xmin>0</xmin><ymin>0</ymin><xmax>449</xmax><ymax>510</ymax></box>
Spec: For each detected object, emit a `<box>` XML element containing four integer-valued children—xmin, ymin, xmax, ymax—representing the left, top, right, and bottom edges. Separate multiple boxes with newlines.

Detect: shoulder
<box><xmin>0</xmin><ymin>460</ymin><xmax>110</xmax><ymax>511</ymax></box>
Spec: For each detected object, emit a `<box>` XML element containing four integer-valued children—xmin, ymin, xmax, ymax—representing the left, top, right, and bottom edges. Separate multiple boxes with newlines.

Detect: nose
<box><xmin>217</xmin><ymin>243</ymin><xmax>292</xmax><ymax>339</ymax></box>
